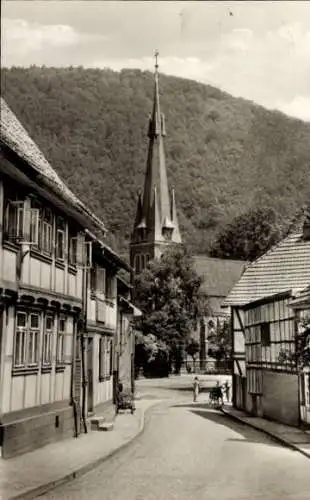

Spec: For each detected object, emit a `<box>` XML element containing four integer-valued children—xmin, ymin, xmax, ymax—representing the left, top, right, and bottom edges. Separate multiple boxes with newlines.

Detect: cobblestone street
<box><xmin>39</xmin><ymin>381</ymin><xmax>310</xmax><ymax>500</ymax></box>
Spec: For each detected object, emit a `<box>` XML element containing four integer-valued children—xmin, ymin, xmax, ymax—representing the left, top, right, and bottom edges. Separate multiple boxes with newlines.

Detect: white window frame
<box><xmin>56</xmin><ymin>217</ymin><xmax>66</xmax><ymax>261</ymax></box>
<box><xmin>99</xmin><ymin>337</ymin><xmax>113</xmax><ymax>380</ymax></box>
<box><xmin>56</xmin><ymin>228</ymin><xmax>65</xmax><ymax>260</ymax></box>
<box><xmin>27</xmin><ymin>313</ymin><xmax>40</xmax><ymax>365</ymax></box>
<box><xmin>4</xmin><ymin>201</ymin><xmax>39</xmax><ymax>245</ymax></box>
<box><xmin>72</xmin><ymin>234</ymin><xmax>92</xmax><ymax>268</ymax></box>
<box><xmin>41</xmin><ymin>208</ymin><xmax>53</xmax><ymax>255</ymax></box>
<box><xmin>56</xmin><ymin>316</ymin><xmax>67</xmax><ymax>364</ymax></box>
<box><xmin>69</xmin><ymin>235</ymin><xmax>77</xmax><ymax>266</ymax></box>
<box><xmin>14</xmin><ymin>312</ymin><xmax>27</xmax><ymax>367</ymax></box>
<box><xmin>43</xmin><ymin>314</ymin><xmax>54</xmax><ymax>365</ymax></box>
<box><xmin>14</xmin><ymin>311</ymin><xmax>41</xmax><ymax>368</ymax></box>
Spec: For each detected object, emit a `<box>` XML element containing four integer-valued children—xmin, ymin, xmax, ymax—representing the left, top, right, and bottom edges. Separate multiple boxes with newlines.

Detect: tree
<box><xmin>211</xmin><ymin>207</ymin><xmax>285</xmax><ymax>261</ymax></box>
<box><xmin>185</xmin><ymin>338</ymin><xmax>200</xmax><ymax>372</ymax></box>
<box><xmin>207</xmin><ymin>318</ymin><xmax>232</xmax><ymax>363</ymax></box>
<box><xmin>294</xmin><ymin>315</ymin><xmax>310</xmax><ymax>368</ymax></box>
<box><xmin>133</xmin><ymin>246</ymin><xmax>203</xmax><ymax>374</ymax></box>
<box><xmin>134</xmin><ymin>331</ymin><xmax>170</xmax><ymax>378</ymax></box>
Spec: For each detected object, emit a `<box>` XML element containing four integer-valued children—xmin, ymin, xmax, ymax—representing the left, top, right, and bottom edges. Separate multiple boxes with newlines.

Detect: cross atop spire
<box><xmin>154</xmin><ymin>50</ymin><xmax>159</xmax><ymax>73</ymax></box>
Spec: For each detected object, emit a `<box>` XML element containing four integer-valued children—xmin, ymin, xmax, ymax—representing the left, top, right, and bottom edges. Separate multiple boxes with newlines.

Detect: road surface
<box><xmin>39</xmin><ymin>390</ymin><xmax>310</xmax><ymax>500</ymax></box>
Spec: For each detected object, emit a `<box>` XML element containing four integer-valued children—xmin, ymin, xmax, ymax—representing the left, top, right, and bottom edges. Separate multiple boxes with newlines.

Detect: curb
<box><xmin>9</xmin><ymin>402</ymin><xmax>161</xmax><ymax>500</ymax></box>
<box><xmin>221</xmin><ymin>408</ymin><xmax>310</xmax><ymax>460</ymax></box>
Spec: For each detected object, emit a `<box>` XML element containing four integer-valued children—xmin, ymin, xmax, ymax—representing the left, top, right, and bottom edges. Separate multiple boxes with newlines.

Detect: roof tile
<box><xmin>225</xmin><ymin>232</ymin><xmax>310</xmax><ymax>306</ymax></box>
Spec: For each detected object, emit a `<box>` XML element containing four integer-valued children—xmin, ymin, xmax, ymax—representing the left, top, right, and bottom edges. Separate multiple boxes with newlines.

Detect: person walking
<box><xmin>215</xmin><ymin>381</ymin><xmax>224</xmax><ymax>407</ymax></box>
<box><xmin>193</xmin><ymin>376</ymin><xmax>200</xmax><ymax>402</ymax></box>
<box><xmin>223</xmin><ymin>380</ymin><xmax>231</xmax><ymax>403</ymax></box>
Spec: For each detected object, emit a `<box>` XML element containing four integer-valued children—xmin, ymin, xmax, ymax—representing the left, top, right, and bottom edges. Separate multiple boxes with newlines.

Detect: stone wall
<box><xmin>262</xmin><ymin>371</ymin><xmax>299</xmax><ymax>426</ymax></box>
<box><xmin>1</xmin><ymin>404</ymin><xmax>75</xmax><ymax>459</ymax></box>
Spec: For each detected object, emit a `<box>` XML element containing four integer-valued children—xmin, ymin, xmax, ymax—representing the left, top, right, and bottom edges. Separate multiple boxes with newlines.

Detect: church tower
<box><xmin>130</xmin><ymin>52</ymin><xmax>182</xmax><ymax>274</ymax></box>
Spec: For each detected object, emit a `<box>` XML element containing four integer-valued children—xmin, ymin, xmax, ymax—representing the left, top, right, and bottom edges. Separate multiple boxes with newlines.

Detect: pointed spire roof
<box><xmin>142</xmin><ymin>51</ymin><xmax>171</xmax><ymax>227</ymax></box>
<box><xmin>131</xmin><ymin>51</ymin><xmax>182</xmax><ymax>247</ymax></box>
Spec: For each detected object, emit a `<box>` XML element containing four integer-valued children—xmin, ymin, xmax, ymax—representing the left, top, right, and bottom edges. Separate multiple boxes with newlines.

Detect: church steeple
<box><xmin>130</xmin><ymin>51</ymin><xmax>182</xmax><ymax>275</ymax></box>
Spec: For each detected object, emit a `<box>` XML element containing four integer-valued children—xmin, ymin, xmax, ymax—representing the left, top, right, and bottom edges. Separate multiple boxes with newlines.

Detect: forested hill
<box><xmin>1</xmin><ymin>66</ymin><xmax>310</xmax><ymax>258</ymax></box>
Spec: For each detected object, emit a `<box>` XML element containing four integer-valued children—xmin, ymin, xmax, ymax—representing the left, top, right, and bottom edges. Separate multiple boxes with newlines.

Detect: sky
<box><xmin>2</xmin><ymin>1</ymin><xmax>310</xmax><ymax>122</ymax></box>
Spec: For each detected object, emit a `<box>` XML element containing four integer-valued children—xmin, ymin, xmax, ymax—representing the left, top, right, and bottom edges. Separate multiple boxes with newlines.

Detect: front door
<box><xmin>87</xmin><ymin>338</ymin><xmax>93</xmax><ymax>414</ymax></box>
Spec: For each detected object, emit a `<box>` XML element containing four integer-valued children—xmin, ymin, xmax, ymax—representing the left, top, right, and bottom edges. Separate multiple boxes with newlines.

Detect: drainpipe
<box><xmin>131</xmin><ymin>322</ymin><xmax>135</xmax><ymax>395</ymax></box>
<box><xmin>71</xmin><ymin>316</ymin><xmax>80</xmax><ymax>438</ymax></box>
<box><xmin>80</xmin><ymin>259</ymin><xmax>89</xmax><ymax>434</ymax></box>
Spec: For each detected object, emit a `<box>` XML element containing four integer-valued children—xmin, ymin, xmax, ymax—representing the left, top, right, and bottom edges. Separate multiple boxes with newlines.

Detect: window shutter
<box><xmin>96</xmin><ymin>267</ymin><xmax>106</xmax><ymax>294</ymax></box>
<box><xmin>84</xmin><ymin>241</ymin><xmax>92</xmax><ymax>268</ymax></box>
<box><xmin>76</xmin><ymin>233</ymin><xmax>84</xmax><ymax>266</ymax></box>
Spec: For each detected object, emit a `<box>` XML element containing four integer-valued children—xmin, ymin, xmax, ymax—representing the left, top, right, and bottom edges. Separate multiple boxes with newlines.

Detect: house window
<box><xmin>99</xmin><ymin>337</ymin><xmax>105</xmax><ymax>380</ymax></box>
<box><xmin>68</xmin><ymin>234</ymin><xmax>77</xmax><ymax>266</ymax></box>
<box><xmin>28</xmin><ymin>313</ymin><xmax>40</xmax><ymax>365</ymax></box>
<box><xmin>91</xmin><ymin>266</ymin><xmax>106</xmax><ymax>294</ymax></box>
<box><xmin>30</xmin><ymin>201</ymin><xmax>52</xmax><ymax>254</ymax></box>
<box><xmin>3</xmin><ymin>189</ymin><xmax>24</xmax><ymax>243</ymax></box>
<box><xmin>108</xmin><ymin>340</ymin><xmax>113</xmax><ymax>376</ymax></box>
<box><xmin>105</xmin><ymin>272</ymin><xmax>114</xmax><ymax>299</ymax></box>
<box><xmin>261</xmin><ymin>323</ymin><xmax>271</xmax><ymax>347</ymax></box>
<box><xmin>4</xmin><ymin>201</ymin><xmax>39</xmax><ymax>244</ymax></box>
<box><xmin>14</xmin><ymin>312</ymin><xmax>27</xmax><ymax>366</ymax></box>
<box><xmin>134</xmin><ymin>254</ymin><xmax>140</xmax><ymax>273</ymax></box>
<box><xmin>14</xmin><ymin>311</ymin><xmax>40</xmax><ymax>368</ymax></box>
<box><xmin>99</xmin><ymin>337</ymin><xmax>113</xmax><ymax>380</ymax></box>
<box><xmin>56</xmin><ymin>217</ymin><xmax>66</xmax><ymax>260</ymax></box>
<box><xmin>41</xmin><ymin>208</ymin><xmax>53</xmax><ymax>254</ymax></box>
<box><xmin>57</xmin><ymin>316</ymin><xmax>67</xmax><ymax>364</ymax></box>
<box><xmin>43</xmin><ymin>315</ymin><xmax>54</xmax><ymax>365</ymax></box>
<box><xmin>96</xmin><ymin>267</ymin><xmax>106</xmax><ymax>293</ymax></box>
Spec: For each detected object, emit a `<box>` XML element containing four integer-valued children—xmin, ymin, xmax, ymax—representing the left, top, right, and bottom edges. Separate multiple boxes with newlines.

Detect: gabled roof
<box><xmin>225</xmin><ymin>231</ymin><xmax>310</xmax><ymax>306</ymax></box>
<box><xmin>192</xmin><ymin>256</ymin><xmax>246</xmax><ymax>297</ymax></box>
<box><xmin>0</xmin><ymin>98</ymin><xmax>107</xmax><ymax>235</ymax></box>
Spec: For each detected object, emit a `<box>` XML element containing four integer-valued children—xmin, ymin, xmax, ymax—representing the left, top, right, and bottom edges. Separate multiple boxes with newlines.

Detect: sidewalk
<box><xmin>222</xmin><ymin>404</ymin><xmax>310</xmax><ymax>459</ymax></box>
<box><xmin>0</xmin><ymin>399</ymin><xmax>161</xmax><ymax>500</ymax></box>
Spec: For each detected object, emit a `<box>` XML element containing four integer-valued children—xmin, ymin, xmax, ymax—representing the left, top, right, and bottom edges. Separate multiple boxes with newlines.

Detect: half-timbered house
<box><xmin>290</xmin><ymin>286</ymin><xmax>310</xmax><ymax>427</ymax></box>
<box><xmin>225</xmin><ymin>219</ymin><xmax>310</xmax><ymax>426</ymax></box>
<box><xmin>116</xmin><ymin>277</ymin><xmax>141</xmax><ymax>395</ymax></box>
<box><xmin>83</xmin><ymin>233</ymin><xmax>131</xmax><ymax>426</ymax></box>
<box><xmin>0</xmin><ymin>99</ymin><xmax>130</xmax><ymax>457</ymax></box>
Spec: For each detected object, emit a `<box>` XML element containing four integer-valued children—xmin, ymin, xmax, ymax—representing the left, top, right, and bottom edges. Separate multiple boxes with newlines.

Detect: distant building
<box><xmin>225</xmin><ymin>216</ymin><xmax>310</xmax><ymax>426</ymax></box>
<box><xmin>116</xmin><ymin>276</ymin><xmax>141</xmax><ymax>395</ymax></box>
<box><xmin>0</xmin><ymin>98</ymin><xmax>132</xmax><ymax>458</ymax></box>
<box><xmin>192</xmin><ymin>256</ymin><xmax>246</xmax><ymax>369</ymax></box>
<box><xmin>193</xmin><ymin>256</ymin><xmax>246</xmax><ymax>317</ymax></box>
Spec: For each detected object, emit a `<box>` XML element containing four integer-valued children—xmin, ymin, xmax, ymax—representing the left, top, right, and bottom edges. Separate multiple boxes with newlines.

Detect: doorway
<box><xmin>87</xmin><ymin>338</ymin><xmax>94</xmax><ymax>414</ymax></box>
